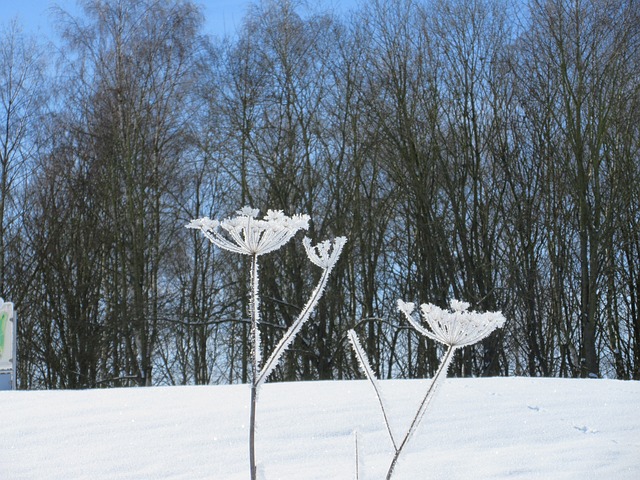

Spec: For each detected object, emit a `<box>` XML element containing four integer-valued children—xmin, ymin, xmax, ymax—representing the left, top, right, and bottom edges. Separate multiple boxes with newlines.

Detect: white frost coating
<box><xmin>347</xmin><ymin>330</ymin><xmax>377</xmax><ymax>384</ymax></box>
<box><xmin>396</xmin><ymin>299</ymin><xmax>415</xmax><ymax>317</ymax></box>
<box><xmin>187</xmin><ymin>207</ymin><xmax>310</xmax><ymax>256</ymax></box>
<box><xmin>250</xmin><ymin>256</ymin><xmax>262</xmax><ymax>368</ymax></box>
<box><xmin>397</xmin><ymin>298</ymin><xmax>506</xmax><ymax>348</ymax></box>
<box><xmin>348</xmin><ymin>329</ymin><xmax>397</xmax><ymax>451</ymax></box>
<box><xmin>257</xmin><ymin>237</ymin><xmax>346</xmax><ymax>387</ymax></box>
<box><xmin>303</xmin><ymin>236</ymin><xmax>347</xmax><ymax>269</ymax></box>
<box><xmin>449</xmin><ymin>299</ymin><xmax>470</xmax><ymax>312</ymax></box>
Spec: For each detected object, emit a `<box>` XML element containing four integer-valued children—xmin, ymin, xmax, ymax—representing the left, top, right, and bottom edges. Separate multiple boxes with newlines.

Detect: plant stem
<box><xmin>385</xmin><ymin>345</ymin><xmax>456</xmax><ymax>480</ymax></box>
<box><xmin>249</xmin><ymin>253</ymin><xmax>259</xmax><ymax>480</ymax></box>
<box><xmin>257</xmin><ymin>267</ymin><xmax>330</xmax><ymax>387</ymax></box>
<box><xmin>354</xmin><ymin>430</ymin><xmax>359</xmax><ymax>480</ymax></box>
<box><xmin>348</xmin><ymin>329</ymin><xmax>397</xmax><ymax>451</ymax></box>
<box><xmin>249</xmin><ymin>381</ymin><xmax>257</xmax><ymax>480</ymax></box>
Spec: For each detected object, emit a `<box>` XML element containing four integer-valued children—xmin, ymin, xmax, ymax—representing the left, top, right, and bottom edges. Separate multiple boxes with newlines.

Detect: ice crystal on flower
<box><xmin>237</xmin><ymin>206</ymin><xmax>260</xmax><ymax>217</ymax></box>
<box><xmin>186</xmin><ymin>217</ymin><xmax>218</xmax><ymax>232</ymax></box>
<box><xmin>397</xmin><ymin>299</ymin><xmax>415</xmax><ymax>317</ymax></box>
<box><xmin>187</xmin><ymin>207</ymin><xmax>310</xmax><ymax>256</ymax></box>
<box><xmin>449</xmin><ymin>299</ymin><xmax>470</xmax><ymax>312</ymax></box>
<box><xmin>399</xmin><ymin>298</ymin><xmax>505</xmax><ymax>348</ymax></box>
<box><xmin>303</xmin><ymin>236</ymin><xmax>347</xmax><ymax>270</ymax></box>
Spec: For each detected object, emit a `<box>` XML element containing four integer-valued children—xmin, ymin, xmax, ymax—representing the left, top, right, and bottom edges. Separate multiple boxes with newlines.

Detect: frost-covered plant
<box><xmin>187</xmin><ymin>207</ymin><xmax>346</xmax><ymax>480</ymax></box>
<box><xmin>349</xmin><ymin>298</ymin><xmax>505</xmax><ymax>480</ymax></box>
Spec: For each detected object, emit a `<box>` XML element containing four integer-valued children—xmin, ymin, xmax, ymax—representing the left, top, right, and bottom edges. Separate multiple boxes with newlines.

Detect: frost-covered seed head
<box><xmin>449</xmin><ymin>299</ymin><xmax>470</xmax><ymax>312</ymax></box>
<box><xmin>398</xmin><ymin>298</ymin><xmax>505</xmax><ymax>348</ymax></box>
<box><xmin>397</xmin><ymin>299</ymin><xmax>415</xmax><ymax>317</ymax></box>
<box><xmin>187</xmin><ymin>207</ymin><xmax>310</xmax><ymax>256</ymax></box>
<box><xmin>303</xmin><ymin>236</ymin><xmax>347</xmax><ymax>269</ymax></box>
<box><xmin>186</xmin><ymin>216</ymin><xmax>219</xmax><ymax>232</ymax></box>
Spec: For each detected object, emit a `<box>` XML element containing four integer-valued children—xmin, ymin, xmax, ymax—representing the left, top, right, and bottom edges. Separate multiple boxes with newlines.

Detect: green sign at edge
<box><xmin>0</xmin><ymin>311</ymin><xmax>7</xmax><ymax>356</ymax></box>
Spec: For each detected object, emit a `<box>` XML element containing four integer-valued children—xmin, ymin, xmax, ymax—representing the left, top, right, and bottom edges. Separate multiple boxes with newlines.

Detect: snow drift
<box><xmin>1</xmin><ymin>377</ymin><xmax>638</xmax><ymax>479</ymax></box>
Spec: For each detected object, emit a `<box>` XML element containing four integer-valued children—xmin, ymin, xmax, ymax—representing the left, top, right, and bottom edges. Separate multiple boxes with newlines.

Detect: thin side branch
<box><xmin>348</xmin><ymin>329</ymin><xmax>398</xmax><ymax>452</ymax></box>
<box><xmin>257</xmin><ymin>266</ymin><xmax>331</xmax><ymax>387</ymax></box>
<box><xmin>354</xmin><ymin>430</ymin><xmax>360</xmax><ymax>480</ymax></box>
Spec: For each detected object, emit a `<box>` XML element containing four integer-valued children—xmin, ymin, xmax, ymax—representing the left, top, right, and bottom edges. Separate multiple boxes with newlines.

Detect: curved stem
<box><xmin>256</xmin><ymin>266</ymin><xmax>330</xmax><ymax>387</ymax></box>
<box><xmin>348</xmin><ymin>329</ymin><xmax>398</xmax><ymax>451</ymax></box>
<box><xmin>386</xmin><ymin>346</ymin><xmax>456</xmax><ymax>480</ymax></box>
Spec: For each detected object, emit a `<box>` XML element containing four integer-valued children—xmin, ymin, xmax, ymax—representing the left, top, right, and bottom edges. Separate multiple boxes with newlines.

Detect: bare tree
<box><xmin>0</xmin><ymin>20</ymin><xmax>48</xmax><ymax>388</ymax></box>
<box><xmin>521</xmin><ymin>0</ymin><xmax>640</xmax><ymax>377</ymax></box>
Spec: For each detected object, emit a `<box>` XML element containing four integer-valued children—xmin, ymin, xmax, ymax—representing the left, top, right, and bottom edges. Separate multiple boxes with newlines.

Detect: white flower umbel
<box><xmin>187</xmin><ymin>208</ymin><xmax>344</xmax><ymax>480</ymax></box>
<box><xmin>303</xmin><ymin>236</ymin><xmax>346</xmax><ymax>269</ymax></box>
<box><xmin>187</xmin><ymin>208</ymin><xmax>310</xmax><ymax>375</ymax></box>
<box><xmin>383</xmin><ymin>298</ymin><xmax>506</xmax><ymax>479</ymax></box>
<box><xmin>186</xmin><ymin>207</ymin><xmax>310</xmax><ymax>256</ymax></box>
<box><xmin>400</xmin><ymin>298</ymin><xmax>506</xmax><ymax>349</ymax></box>
<box><xmin>351</xmin><ymin>299</ymin><xmax>505</xmax><ymax>480</ymax></box>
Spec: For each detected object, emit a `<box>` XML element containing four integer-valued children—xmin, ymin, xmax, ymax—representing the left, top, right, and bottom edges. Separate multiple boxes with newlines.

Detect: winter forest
<box><xmin>1</xmin><ymin>0</ymin><xmax>639</xmax><ymax>389</ymax></box>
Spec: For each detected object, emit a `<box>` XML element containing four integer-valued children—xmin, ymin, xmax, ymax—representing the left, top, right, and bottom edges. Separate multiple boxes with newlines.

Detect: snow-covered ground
<box><xmin>1</xmin><ymin>377</ymin><xmax>638</xmax><ymax>479</ymax></box>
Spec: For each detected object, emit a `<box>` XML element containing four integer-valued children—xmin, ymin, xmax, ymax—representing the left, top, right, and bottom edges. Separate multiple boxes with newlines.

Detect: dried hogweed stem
<box><xmin>385</xmin><ymin>299</ymin><xmax>505</xmax><ymax>479</ymax></box>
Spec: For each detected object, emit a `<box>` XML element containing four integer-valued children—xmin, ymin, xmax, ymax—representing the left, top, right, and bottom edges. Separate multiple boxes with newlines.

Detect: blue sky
<box><xmin>0</xmin><ymin>0</ymin><xmax>358</xmax><ymax>40</ymax></box>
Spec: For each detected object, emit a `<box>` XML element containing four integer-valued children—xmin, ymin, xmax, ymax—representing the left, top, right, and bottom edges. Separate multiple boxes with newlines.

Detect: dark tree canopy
<box><xmin>2</xmin><ymin>0</ymin><xmax>639</xmax><ymax>388</ymax></box>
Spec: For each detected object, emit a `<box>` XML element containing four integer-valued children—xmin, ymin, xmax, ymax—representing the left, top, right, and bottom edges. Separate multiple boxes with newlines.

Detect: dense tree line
<box><xmin>1</xmin><ymin>0</ymin><xmax>639</xmax><ymax>388</ymax></box>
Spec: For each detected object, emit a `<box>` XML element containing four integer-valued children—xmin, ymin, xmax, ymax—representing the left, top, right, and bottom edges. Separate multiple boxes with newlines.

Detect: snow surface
<box><xmin>1</xmin><ymin>378</ymin><xmax>639</xmax><ymax>479</ymax></box>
